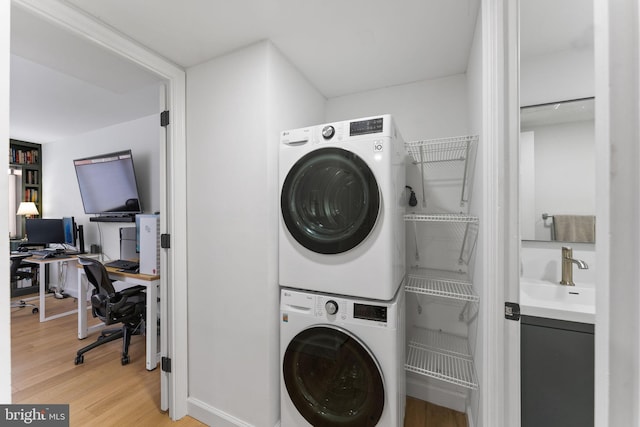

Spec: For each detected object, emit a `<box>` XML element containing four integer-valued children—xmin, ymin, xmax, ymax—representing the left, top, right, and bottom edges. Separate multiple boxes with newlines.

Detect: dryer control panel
<box><xmin>350</xmin><ymin>117</ymin><xmax>384</xmax><ymax>136</ymax></box>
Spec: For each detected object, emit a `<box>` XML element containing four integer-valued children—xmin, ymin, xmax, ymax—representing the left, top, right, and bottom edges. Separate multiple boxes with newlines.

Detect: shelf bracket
<box><xmin>412</xmin><ymin>221</ymin><xmax>420</xmax><ymax>261</ymax></box>
<box><xmin>418</xmin><ymin>147</ymin><xmax>427</xmax><ymax>208</ymax></box>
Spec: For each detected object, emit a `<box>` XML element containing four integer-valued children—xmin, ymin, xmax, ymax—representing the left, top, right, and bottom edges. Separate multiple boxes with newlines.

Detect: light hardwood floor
<box><xmin>405</xmin><ymin>397</ymin><xmax>468</xmax><ymax>427</ymax></box>
<box><xmin>11</xmin><ymin>296</ymin><xmax>466</xmax><ymax>427</ymax></box>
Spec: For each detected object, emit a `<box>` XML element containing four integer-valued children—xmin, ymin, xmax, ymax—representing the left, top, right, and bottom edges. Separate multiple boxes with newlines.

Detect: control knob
<box><xmin>322</xmin><ymin>125</ymin><xmax>335</xmax><ymax>139</ymax></box>
<box><xmin>325</xmin><ymin>300</ymin><xmax>339</xmax><ymax>315</ymax></box>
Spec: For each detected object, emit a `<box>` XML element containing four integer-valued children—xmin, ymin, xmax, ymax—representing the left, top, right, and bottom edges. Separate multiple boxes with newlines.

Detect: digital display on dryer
<box><xmin>354</xmin><ymin>303</ymin><xmax>387</xmax><ymax>322</ymax></box>
<box><xmin>350</xmin><ymin>117</ymin><xmax>384</xmax><ymax>136</ymax></box>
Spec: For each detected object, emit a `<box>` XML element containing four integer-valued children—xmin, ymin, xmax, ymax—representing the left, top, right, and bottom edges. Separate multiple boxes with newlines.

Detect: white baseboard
<box><xmin>187</xmin><ymin>398</ymin><xmax>282</xmax><ymax>427</ymax></box>
<box><xmin>466</xmin><ymin>403</ymin><xmax>475</xmax><ymax>427</ymax></box>
<box><xmin>187</xmin><ymin>397</ymin><xmax>253</xmax><ymax>427</ymax></box>
<box><xmin>406</xmin><ymin>375</ymin><xmax>468</xmax><ymax>413</ymax></box>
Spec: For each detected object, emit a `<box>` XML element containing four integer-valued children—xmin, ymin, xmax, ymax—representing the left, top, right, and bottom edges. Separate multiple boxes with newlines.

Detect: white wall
<box><xmin>326</xmin><ymin>74</ymin><xmax>468</xmax><ymax>140</ymax></box>
<box><xmin>42</xmin><ymin>113</ymin><xmax>160</xmax><ymax>262</ymax></box>
<box><xmin>519</xmin><ymin>131</ymin><xmax>536</xmax><ymax>240</ymax></box>
<box><xmin>520</xmin><ymin>48</ymin><xmax>594</xmax><ymax>106</ymax></box>
<box><xmin>185</xmin><ymin>41</ymin><xmax>324</xmax><ymax>427</ymax></box>
<box><xmin>521</xmin><ymin>120</ymin><xmax>596</xmax><ymax>240</ymax></box>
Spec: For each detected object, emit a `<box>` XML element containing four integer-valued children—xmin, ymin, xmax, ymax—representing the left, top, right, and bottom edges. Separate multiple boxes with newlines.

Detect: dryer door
<box><xmin>282</xmin><ymin>326</ymin><xmax>384</xmax><ymax>427</ymax></box>
<box><xmin>281</xmin><ymin>147</ymin><xmax>380</xmax><ymax>254</ymax></box>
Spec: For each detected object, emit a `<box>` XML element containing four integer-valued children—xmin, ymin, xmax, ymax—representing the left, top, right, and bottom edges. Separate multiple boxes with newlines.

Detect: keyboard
<box><xmin>104</xmin><ymin>260</ymin><xmax>139</xmax><ymax>271</ymax></box>
<box><xmin>30</xmin><ymin>249</ymin><xmax>64</xmax><ymax>257</ymax></box>
<box><xmin>29</xmin><ymin>249</ymin><xmax>61</xmax><ymax>256</ymax></box>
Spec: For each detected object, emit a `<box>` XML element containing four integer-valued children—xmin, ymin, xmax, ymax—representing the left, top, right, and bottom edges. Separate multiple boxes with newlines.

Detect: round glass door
<box><xmin>281</xmin><ymin>147</ymin><xmax>380</xmax><ymax>254</ymax></box>
<box><xmin>283</xmin><ymin>326</ymin><xmax>384</xmax><ymax>427</ymax></box>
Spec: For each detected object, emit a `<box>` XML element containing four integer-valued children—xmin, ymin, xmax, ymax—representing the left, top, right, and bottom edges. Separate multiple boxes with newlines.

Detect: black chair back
<box><xmin>78</xmin><ymin>256</ymin><xmax>140</xmax><ymax>325</ymax></box>
<box><xmin>78</xmin><ymin>256</ymin><xmax>116</xmax><ymax>295</ymax></box>
<box><xmin>10</xmin><ymin>254</ymin><xmax>32</xmax><ymax>281</ymax></box>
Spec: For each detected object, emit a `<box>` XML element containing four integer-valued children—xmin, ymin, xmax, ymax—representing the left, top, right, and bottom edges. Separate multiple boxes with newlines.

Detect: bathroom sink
<box><xmin>520</xmin><ymin>278</ymin><xmax>595</xmax><ymax>324</ymax></box>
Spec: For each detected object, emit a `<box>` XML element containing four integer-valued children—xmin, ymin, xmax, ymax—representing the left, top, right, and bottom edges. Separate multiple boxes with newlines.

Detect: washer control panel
<box><xmin>280</xmin><ymin>288</ymin><xmax>397</xmax><ymax>328</ymax></box>
<box><xmin>353</xmin><ymin>302</ymin><xmax>387</xmax><ymax>322</ymax></box>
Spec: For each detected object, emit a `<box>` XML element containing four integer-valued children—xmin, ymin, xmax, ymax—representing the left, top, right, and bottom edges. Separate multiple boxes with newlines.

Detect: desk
<box><xmin>77</xmin><ymin>266</ymin><xmax>160</xmax><ymax>371</ymax></box>
<box><xmin>20</xmin><ymin>255</ymin><xmax>88</xmax><ymax>323</ymax></box>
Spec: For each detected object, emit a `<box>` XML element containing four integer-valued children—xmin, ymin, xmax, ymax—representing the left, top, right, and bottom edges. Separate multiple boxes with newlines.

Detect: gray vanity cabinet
<box><xmin>521</xmin><ymin>315</ymin><xmax>594</xmax><ymax>427</ymax></box>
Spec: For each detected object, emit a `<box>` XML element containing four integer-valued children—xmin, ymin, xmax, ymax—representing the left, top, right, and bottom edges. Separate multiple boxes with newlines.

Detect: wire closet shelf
<box><xmin>405</xmin><ymin>135</ymin><xmax>479</xmax><ymax>210</ymax></box>
<box><xmin>406</xmin><ymin>327</ymin><xmax>479</xmax><ymax>390</ymax></box>
<box><xmin>405</xmin><ymin>135</ymin><xmax>478</xmax><ymax>164</ymax></box>
<box><xmin>405</xmin><ymin>214</ymin><xmax>479</xmax><ymax>268</ymax></box>
<box><xmin>405</xmin><ymin>268</ymin><xmax>478</xmax><ymax>303</ymax></box>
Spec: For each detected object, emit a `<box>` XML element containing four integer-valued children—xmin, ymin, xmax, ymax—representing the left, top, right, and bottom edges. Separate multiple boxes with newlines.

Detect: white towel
<box><xmin>553</xmin><ymin>215</ymin><xmax>595</xmax><ymax>243</ymax></box>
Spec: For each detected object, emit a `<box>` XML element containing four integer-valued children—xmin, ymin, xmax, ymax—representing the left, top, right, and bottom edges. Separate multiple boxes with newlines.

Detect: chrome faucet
<box><xmin>560</xmin><ymin>246</ymin><xmax>588</xmax><ymax>286</ymax></box>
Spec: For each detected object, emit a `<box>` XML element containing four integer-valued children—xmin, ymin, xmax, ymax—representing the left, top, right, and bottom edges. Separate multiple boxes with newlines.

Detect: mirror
<box><xmin>520</xmin><ymin>98</ymin><xmax>595</xmax><ymax>242</ymax></box>
<box><xmin>519</xmin><ymin>0</ymin><xmax>594</xmax><ymax>243</ymax></box>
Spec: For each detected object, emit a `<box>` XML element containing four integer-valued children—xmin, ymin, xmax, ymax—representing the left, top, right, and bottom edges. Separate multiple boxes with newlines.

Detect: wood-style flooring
<box><xmin>11</xmin><ymin>295</ymin><xmax>466</xmax><ymax>427</ymax></box>
<box><xmin>405</xmin><ymin>397</ymin><xmax>468</xmax><ymax>427</ymax></box>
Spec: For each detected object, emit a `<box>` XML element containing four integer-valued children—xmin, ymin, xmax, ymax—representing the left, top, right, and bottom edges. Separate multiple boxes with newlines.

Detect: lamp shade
<box><xmin>16</xmin><ymin>201</ymin><xmax>39</xmax><ymax>216</ymax></box>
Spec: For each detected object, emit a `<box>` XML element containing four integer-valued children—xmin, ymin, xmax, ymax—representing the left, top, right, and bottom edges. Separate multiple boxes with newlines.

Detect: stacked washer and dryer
<box><xmin>278</xmin><ymin>115</ymin><xmax>407</xmax><ymax>427</ymax></box>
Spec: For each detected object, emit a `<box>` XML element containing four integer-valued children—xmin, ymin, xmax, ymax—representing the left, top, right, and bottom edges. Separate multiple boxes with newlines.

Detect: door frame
<box><xmin>1</xmin><ymin>1</ymin><xmax>10</xmax><ymax>404</ymax></box>
<box><xmin>506</xmin><ymin>1</ymin><xmax>626</xmax><ymax>426</ymax></box>
<box><xmin>10</xmin><ymin>0</ymin><xmax>189</xmax><ymax>419</ymax></box>
<box><xmin>478</xmin><ymin>0</ymin><xmax>521</xmax><ymax>426</ymax></box>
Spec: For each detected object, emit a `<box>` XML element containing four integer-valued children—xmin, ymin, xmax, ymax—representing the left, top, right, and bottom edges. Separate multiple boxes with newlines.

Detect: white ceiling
<box><xmin>62</xmin><ymin>0</ymin><xmax>481</xmax><ymax>98</ymax></box>
<box><xmin>10</xmin><ymin>0</ymin><xmax>481</xmax><ymax>143</ymax></box>
<box><xmin>10</xmin><ymin>4</ymin><xmax>164</xmax><ymax>143</ymax></box>
<box><xmin>10</xmin><ymin>0</ymin><xmax>592</xmax><ymax>144</ymax></box>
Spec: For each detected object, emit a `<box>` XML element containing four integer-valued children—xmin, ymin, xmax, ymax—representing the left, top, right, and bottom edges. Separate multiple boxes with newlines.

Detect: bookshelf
<box><xmin>9</xmin><ymin>139</ymin><xmax>42</xmax><ymax>218</ymax></box>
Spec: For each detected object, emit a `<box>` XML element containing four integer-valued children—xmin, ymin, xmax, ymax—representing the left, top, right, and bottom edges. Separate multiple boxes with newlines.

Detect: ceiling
<box><xmin>10</xmin><ymin>0</ymin><xmax>592</xmax><ymax>144</ymax></box>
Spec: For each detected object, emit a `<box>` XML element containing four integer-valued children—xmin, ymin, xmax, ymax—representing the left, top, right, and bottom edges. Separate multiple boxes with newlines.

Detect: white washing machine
<box><xmin>280</xmin><ymin>286</ymin><xmax>405</xmax><ymax>427</ymax></box>
<box><xmin>279</xmin><ymin>115</ymin><xmax>405</xmax><ymax>301</ymax></box>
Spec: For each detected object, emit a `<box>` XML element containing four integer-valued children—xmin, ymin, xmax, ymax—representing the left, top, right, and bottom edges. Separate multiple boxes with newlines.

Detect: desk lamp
<box><xmin>17</xmin><ymin>201</ymin><xmax>39</xmax><ymax>217</ymax></box>
<box><xmin>16</xmin><ymin>201</ymin><xmax>39</xmax><ymax>240</ymax></box>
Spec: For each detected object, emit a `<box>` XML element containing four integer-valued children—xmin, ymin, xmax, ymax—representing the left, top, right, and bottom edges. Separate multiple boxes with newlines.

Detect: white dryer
<box><xmin>280</xmin><ymin>286</ymin><xmax>405</xmax><ymax>427</ymax></box>
<box><xmin>279</xmin><ymin>115</ymin><xmax>405</xmax><ymax>300</ymax></box>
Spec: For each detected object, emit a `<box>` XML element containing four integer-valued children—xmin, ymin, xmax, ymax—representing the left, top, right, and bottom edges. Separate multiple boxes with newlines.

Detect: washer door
<box><xmin>283</xmin><ymin>326</ymin><xmax>384</xmax><ymax>427</ymax></box>
<box><xmin>281</xmin><ymin>147</ymin><xmax>380</xmax><ymax>254</ymax></box>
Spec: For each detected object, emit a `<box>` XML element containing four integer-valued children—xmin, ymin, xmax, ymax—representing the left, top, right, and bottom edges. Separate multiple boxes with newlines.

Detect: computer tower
<box><xmin>138</xmin><ymin>214</ymin><xmax>160</xmax><ymax>275</ymax></box>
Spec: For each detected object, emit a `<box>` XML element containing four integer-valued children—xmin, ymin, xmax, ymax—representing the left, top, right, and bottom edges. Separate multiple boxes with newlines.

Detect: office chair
<box><xmin>74</xmin><ymin>257</ymin><xmax>146</xmax><ymax>366</ymax></box>
<box><xmin>10</xmin><ymin>254</ymin><xmax>39</xmax><ymax>314</ymax></box>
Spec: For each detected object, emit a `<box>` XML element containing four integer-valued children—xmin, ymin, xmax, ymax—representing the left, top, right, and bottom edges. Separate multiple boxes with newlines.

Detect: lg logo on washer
<box><xmin>278</xmin><ymin>115</ymin><xmax>406</xmax><ymax>301</ymax></box>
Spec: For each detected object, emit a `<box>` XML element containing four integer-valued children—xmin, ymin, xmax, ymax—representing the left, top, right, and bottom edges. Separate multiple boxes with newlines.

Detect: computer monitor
<box><xmin>62</xmin><ymin>217</ymin><xmax>76</xmax><ymax>246</ymax></box>
<box><xmin>25</xmin><ymin>218</ymin><xmax>65</xmax><ymax>246</ymax></box>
